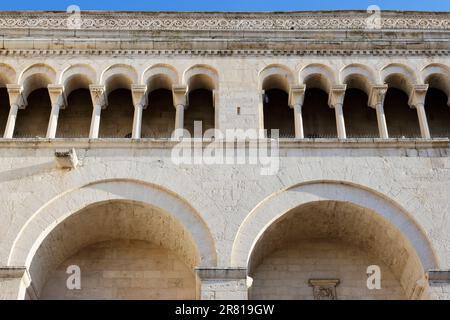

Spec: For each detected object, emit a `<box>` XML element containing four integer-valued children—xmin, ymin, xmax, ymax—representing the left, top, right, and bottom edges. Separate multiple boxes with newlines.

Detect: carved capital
<box><xmin>172</xmin><ymin>84</ymin><xmax>188</xmax><ymax>108</ymax></box>
<box><xmin>131</xmin><ymin>84</ymin><xmax>148</xmax><ymax>109</ymax></box>
<box><xmin>47</xmin><ymin>84</ymin><xmax>67</xmax><ymax>109</ymax></box>
<box><xmin>368</xmin><ymin>84</ymin><xmax>388</xmax><ymax>109</ymax></box>
<box><xmin>6</xmin><ymin>84</ymin><xmax>27</xmax><ymax>109</ymax></box>
<box><xmin>328</xmin><ymin>85</ymin><xmax>347</xmax><ymax>109</ymax></box>
<box><xmin>408</xmin><ymin>84</ymin><xmax>429</xmax><ymax>109</ymax></box>
<box><xmin>289</xmin><ymin>85</ymin><xmax>306</xmax><ymax>108</ymax></box>
<box><xmin>309</xmin><ymin>279</ymin><xmax>340</xmax><ymax>300</ymax></box>
<box><xmin>89</xmin><ymin>84</ymin><xmax>108</xmax><ymax>109</ymax></box>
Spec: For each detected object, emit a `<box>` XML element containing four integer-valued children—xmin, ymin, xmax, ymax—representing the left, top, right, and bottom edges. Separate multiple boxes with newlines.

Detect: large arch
<box><xmin>7</xmin><ymin>179</ymin><xmax>217</xmax><ymax>299</ymax></box>
<box><xmin>232</xmin><ymin>181</ymin><xmax>438</xmax><ymax>299</ymax></box>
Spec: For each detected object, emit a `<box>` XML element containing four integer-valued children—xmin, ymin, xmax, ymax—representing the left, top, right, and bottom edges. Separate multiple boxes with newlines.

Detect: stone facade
<box><xmin>0</xmin><ymin>10</ymin><xmax>449</xmax><ymax>300</ymax></box>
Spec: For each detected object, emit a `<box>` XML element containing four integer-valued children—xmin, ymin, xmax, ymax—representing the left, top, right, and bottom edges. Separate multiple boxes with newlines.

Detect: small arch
<box><xmin>18</xmin><ymin>63</ymin><xmax>57</xmax><ymax>98</ymax></box>
<box><xmin>183</xmin><ymin>65</ymin><xmax>217</xmax><ymax>135</ymax></box>
<box><xmin>0</xmin><ymin>63</ymin><xmax>17</xmax><ymax>87</ymax></box>
<box><xmin>259</xmin><ymin>64</ymin><xmax>295</xmax><ymax>93</ymax></box>
<box><xmin>341</xmin><ymin>63</ymin><xmax>376</xmax><ymax>95</ymax></box>
<box><xmin>100</xmin><ymin>64</ymin><xmax>138</xmax><ymax>94</ymax></box>
<box><xmin>142</xmin><ymin>64</ymin><xmax>179</xmax><ymax>92</ymax></box>
<box><xmin>183</xmin><ymin>64</ymin><xmax>218</xmax><ymax>91</ymax></box>
<box><xmin>422</xmin><ymin>63</ymin><xmax>450</xmax><ymax>97</ymax></box>
<box><xmin>60</xmin><ymin>64</ymin><xmax>97</xmax><ymax>96</ymax></box>
<box><xmin>381</xmin><ymin>63</ymin><xmax>418</xmax><ymax>95</ymax></box>
<box><xmin>300</xmin><ymin>63</ymin><xmax>337</xmax><ymax>93</ymax></box>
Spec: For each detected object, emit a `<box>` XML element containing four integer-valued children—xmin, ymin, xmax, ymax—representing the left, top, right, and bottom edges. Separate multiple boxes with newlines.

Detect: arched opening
<box><xmin>423</xmin><ymin>71</ymin><xmax>450</xmax><ymax>138</ymax></box>
<box><xmin>302</xmin><ymin>88</ymin><xmax>336</xmax><ymax>138</ymax></box>
<box><xmin>424</xmin><ymin>88</ymin><xmax>450</xmax><ymax>138</ymax></box>
<box><xmin>56</xmin><ymin>89</ymin><xmax>93</xmax><ymax>138</ymax></box>
<box><xmin>0</xmin><ymin>87</ymin><xmax>10</xmax><ymax>135</ymax></box>
<box><xmin>185</xmin><ymin>73</ymin><xmax>215</xmax><ymax>136</ymax></box>
<box><xmin>142</xmin><ymin>73</ymin><xmax>177</xmax><ymax>139</ymax></box>
<box><xmin>32</xmin><ymin>200</ymin><xmax>200</xmax><ymax>300</ymax></box>
<box><xmin>263</xmin><ymin>89</ymin><xmax>294</xmax><ymax>138</ymax></box>
<box><xmin>14</xmin><ymin>88</ymin><xmax>51</xmax><ymax>138</ymax></box>
<box><xmin>248</xmin><ymin>201</ymin><xmax>427</xmax><ymax>300</ymax></box>
<box><xmin>343</xmin><ymin>89</ymin><xmax>378</xmax><ymax>138</ymax></box>
<box><xmin>142</xmin><ymin>89</ymin><xmax>176</xmax><ymax>138</ymax></box>
<box><xmin>383</xmin><ymin>86</ymin><xmax>421</xmax><ymax>138</ymax></box>
<box><xmin>260</xmin><ymin>70</ymin><xmax>295</xmax><ymax>138</ymax></box>
<box><xmin>99</xmin><ymin>75</ymin><xmax>134</xmax><ymax>138</ymax></box>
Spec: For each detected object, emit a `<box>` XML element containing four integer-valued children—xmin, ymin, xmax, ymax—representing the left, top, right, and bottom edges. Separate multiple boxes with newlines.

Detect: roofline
<box><xmin>0</xmin><ymin>10</ymin><xmax>448</xmax><ymax>14</ymax></box>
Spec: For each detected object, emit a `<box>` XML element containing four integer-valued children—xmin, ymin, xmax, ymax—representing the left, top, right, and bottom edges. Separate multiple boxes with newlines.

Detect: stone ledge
<box><xmin>0</xmin><ymin>267</ymin><xmax>27</xmax><ymax>279</ymax></box>
<box><xmin>428</xmin><ymin>270</ymin><xmax>450</xmax><ymax>283</ymax></box>
<box><xmin>196</xmin><ymin>268</ymin><xmax>247</xmax><ymax>280</ymax></box>
<box><xmin>0</xmin><ymin>138</ymin><xmax>448</xmax><ymax>149</ymax></box>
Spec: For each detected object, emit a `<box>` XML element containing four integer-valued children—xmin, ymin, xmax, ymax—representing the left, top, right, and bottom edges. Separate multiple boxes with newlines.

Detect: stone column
<box><xmin>0</xmin><ymin>267</ymin><xmax>34</xmax><ymax>300</ymax></box>
<box><xmin>88</xmin><ymin>85</ymin><xmax>107</xmax><ymax>139</ymax></box>
<box><xmin>131</xmin><ymin>85</ymin><xmax>148</xmax><ymax>139</ymax></box>
<box><xmin>46</xmin><ymin>85</ymin><xmax>67</xmax><ymax>139</ymax></box>
<box><xmin>196</xmin><ymin>267</ymin><xmax>248</xmax><ymax>300</ymax></box>
<box><xmin>329</xmin><ymin>85</ymin><xmax>347</xmax><ymax>139</ymax></box>
<box><xmin>369</xmin><ymin>85</ymin><xmax>389</xmax><ymax>139</ymax></box>
<box><xmin>409</xmin><ymin>85</ymin><xmax>431</xmax><ymax>139</ymax></box>
<box><xmin>172</xmin><ymin>85</ymin><xmax>188</xmax><ymax>139</ymax></box>
<box><xmin>289</xmin><ymin>85</ymin><xmax>306</xmax><ymax>139</ymax></box>
<box><xmin>3</xmin><ymin>84</ymin><xmax>27</xmax><ymax>139</ymax></box>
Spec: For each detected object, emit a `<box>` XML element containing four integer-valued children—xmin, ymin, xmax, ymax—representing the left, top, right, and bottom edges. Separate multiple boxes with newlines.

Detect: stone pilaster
<box><xmin>0</xmin><ymin>267</ymin><xmax>34</xmax><ymax>300</ymax></box>
<box><xmin>196</xmin><ymin>268</ymin><xmax>248</xmax><ymax>300</ymax></box>
<box><xmin>427</xmin><ymin>270</ymin><xmax>450</xmax><ymax>300</ymax></box>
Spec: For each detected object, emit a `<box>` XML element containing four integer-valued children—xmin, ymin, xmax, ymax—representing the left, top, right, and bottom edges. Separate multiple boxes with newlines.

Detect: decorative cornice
<box><xmin>0</xmin><ymin>11</ymin><xmax>448</xmax><ymax>32</ymax></box>
<box><xmin>0</xmin><ymin>49</ymin><xmax>448</xmax><ymax>58</ymax></box>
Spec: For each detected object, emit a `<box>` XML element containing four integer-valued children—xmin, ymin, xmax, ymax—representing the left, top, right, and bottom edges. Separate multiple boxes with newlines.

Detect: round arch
<box><xmin>142</xmin><ymin>64</ymin><xmax>179</xmax><ymax>92</ymax></box>
<box><xmin>381</xmin><ymin>63</ymin><xmax>418</xmax><ymax>95</ymax></box>
<box><xmin>341</xmin><ymin>63</ymin><xmax>376</xmax><ymax>95</ymax></box>
<box><xmin>421</xmin><ymin>63</ymin><xmax>450</xmax><ymax>99</ymax></box>
<box><xmin>18</xmin><ymin>63</ymin><xmax>57</xmax><ymax>98</ymax></box>
<box><xmin>231</xmin><ymin>180</ymin><xmax>438</xmax><ymax>272</ymax></box>
<box><xmin>0</xmin><ymin>63</ymin><xmax>17</xmax><ymax>86</ymax></box>
<box><xmin>8</xmin><ymin>179</ymin><xmax>217</xmax><ymax>275</ymax></box>
<box><xmin>60</xmin><ymin>64</ymin><xmax>97</xmax><ymax>96</ymax></box>
<box><xmin>300</xmin><ymin>63</ymin><xmax>337</xmax><ymax>93</ymax></box>
<box><xmin>183</xmin><ymin>64</ymin><xmax>218</xmax><ymax>91</ymax></box>
<box><xmin>100</xmin><ymin>64</ymin><xmax>138</xmax><ymax>93</ymax></box>
<box><xmin>259</xmin><ymin>64</ymin><xmax>295</xmax><ymax>93</ymax></box>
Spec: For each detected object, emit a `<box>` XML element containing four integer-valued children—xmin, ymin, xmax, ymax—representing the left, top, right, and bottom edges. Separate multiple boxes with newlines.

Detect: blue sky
<box><xmin>0</xmin><ymin>0</ymin><xmax>448</xmax><ymax>12</ymax></box>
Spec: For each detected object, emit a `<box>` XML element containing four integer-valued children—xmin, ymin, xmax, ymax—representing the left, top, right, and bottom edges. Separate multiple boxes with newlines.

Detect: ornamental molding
<box><xmin>0</xmin><ymin>11</ymin><xmax>448</xmax><ymax>31</ymax></box>
<box><xmin>0</xmin><ymin>49</ymin><xmax>448</xmax><ymax>58</ymax></box>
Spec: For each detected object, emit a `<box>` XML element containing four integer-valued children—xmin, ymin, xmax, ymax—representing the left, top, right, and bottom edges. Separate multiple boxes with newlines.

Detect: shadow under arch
<box><xmin>231</xmin><ymin>180</ymin><xmax>439</xmax><ymax>273</ymax></box>
<box><xmin>8</xmin><ymin>179</ymin><xmax>217</xmax><ymax>298</ymax></box>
